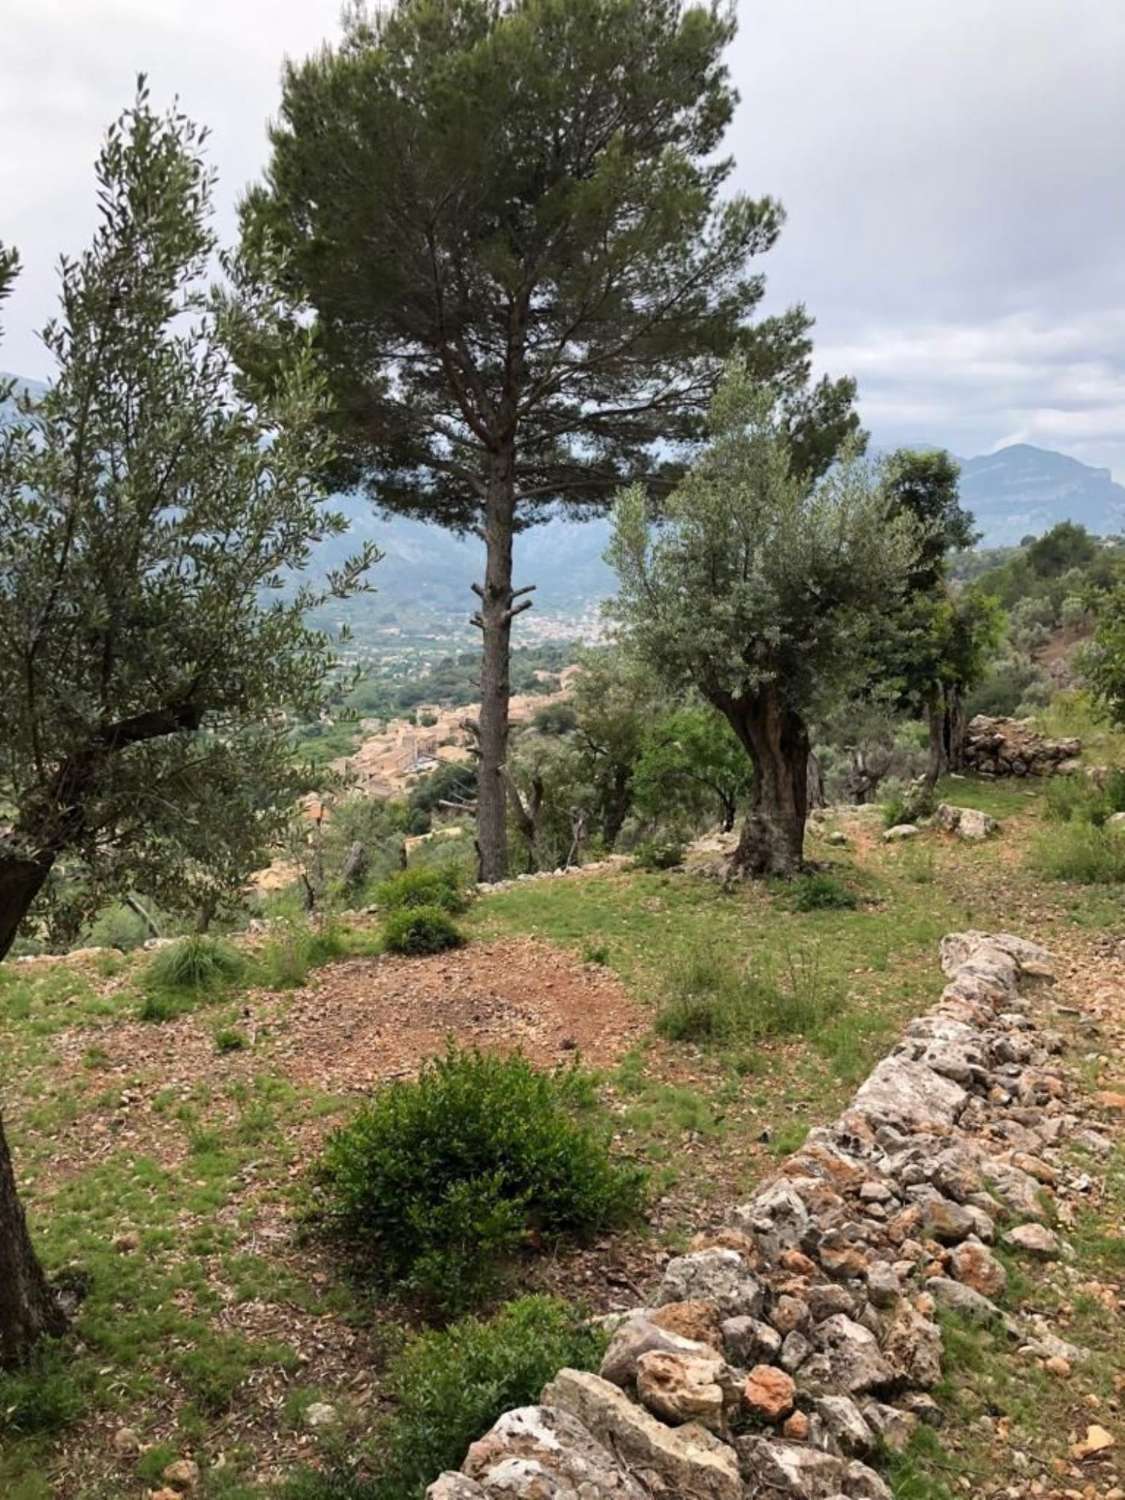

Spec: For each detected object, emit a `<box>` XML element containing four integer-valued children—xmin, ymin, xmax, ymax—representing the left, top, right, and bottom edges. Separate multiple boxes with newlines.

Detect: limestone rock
<box><xmin>883</xmin><ymin>824</ymin><xmax>919</xmax><ymax>842</ymax></box>
<box><xmin>813</xmin><ymin>1315</ymin><xmax>893</xmax><ymax>1394</ymax></box>
<box><xmin>1003</xmin><ymin>1223</ymin><xmax>1061</xmax><ymax>1259</ymax></box>
<box><xmin>600</xmin><ymin>1314</ymin><xmax>716</xmax><ymax>1388</ymax></box>
<box><xmin>649</xmin><ymin>1300</ymin><xmax>724</xmax><ymax>1349</ymax></box>
<box><xmin>882</xmin><ymin>1302</ymin><xmax>943</xmax><ymax>1389</ymax></box>
<box><xmin>925</xmin><ymin>1278</ymin><xmax>1000</xmax><ymax>1325</ymax></box>
<box><xmin>427</xmin><ymin>1477</ymin><xmax>487</xmax><ymax>1499</ymax></box>
<box><xmin>851</xmin><ymin>1057</ymin><xmax>967</xmax><ymax>1133</ymax></box>
<box><xmin>635</xmin><ymin>1350</ymin><xmax>728</xmax><ymax>1432</ymax></box>
<box><xmin>862</xmin><ymin>1402</ymin><xmax>918</xmax><ymax>1453</ymax></box>
<box><xmin>920</xmin><ymin>1196</ymin><xmax>977</xmax><ymax>1244</ymax></box>
<box><xmin>865</xmin><ymin>1263</ymin><xmax>901</xmax><ymax>1308</ymax></box>
<box><xmin>542</xmin><ymin>1369</ymin><xmax>743</xmax><ymax>1500</ymax></box>
<box><xmin>949</xmin><ymin>1240</ymin><xmax>1007</xmax><ymax>1298</ymax></box>
<box><xmin>813</xmin><ymin>1395</ymin><xmax>876</xmax><ymax>1457</ymax></box>
<box><xmin>721</xmin><ymin>1315</ymin><xmax>781</xmax><ymax>1366</ymax></box>
<box><xmin>656</xmin><ymin>1250</ymin><xmax>764</xmax><ymax>1319</ymax></box>
<box><xmin>734</xmin><ymin>1437</ymin><xmax>847</xmax><ymax>1498</ymax></box>
<box><xmin>463</xmin><ymin>1404</ymin><xmax>646</xmax><ymax>1499</ymax></box>
<box><xmin>162</xmin><ymin>1460</ymin><xmax>200</xmax><ymax>1491</ymax></box>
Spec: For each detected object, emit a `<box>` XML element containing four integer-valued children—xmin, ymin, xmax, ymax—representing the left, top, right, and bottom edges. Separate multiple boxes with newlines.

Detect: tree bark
<box><xmin>0</xmin><ymin>1112</ymin><xmax>68</xmax><ymax>1367</ymax></box>
<box><xmin>600</xmin><ymin>765</ymin><xmax>633</xmax><ymax>851</ymax></box>
<box><xmin>923</xmin><ymin>686</ymin><xmax>948</xmax><ymax>792</ymax></box>
<box><xmin>475</xmin><ymin>449</ymin><xmax>525</xmax><ymax>883</ymax></box>
<box><xmin>945</xmin><ymin>685</ymin><xmax>967</xmax><ymax>772</ymax></box>
<box><xmin>723</xmin><ymin>687</ymin><xmax>809</xmax><ymax>878</ymax></box>
<box><xmin>0</xmin><ymin>851</ymin><xmax>54</xmax><ymax>964</ymax></box>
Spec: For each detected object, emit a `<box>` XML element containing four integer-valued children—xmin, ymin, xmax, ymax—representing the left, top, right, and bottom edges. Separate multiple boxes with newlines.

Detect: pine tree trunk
<box><xmin>476</xmin><ymin>451</ymin><xmax>518</xmax><ymax>883</ymax></box>
<box><xmin>725</xmin><ymin>688</ymin><xmax>809</xmax><ymax>878</ymax></box>
<box><xmin>0</xmin><ymin>1112</ymin><xmax>67</xmax><ymax>1367</ymax></box>
<box><xmin>0</xmin><ymin>851</ymin><xmax>53</xmax><ymax>963</ymax></box>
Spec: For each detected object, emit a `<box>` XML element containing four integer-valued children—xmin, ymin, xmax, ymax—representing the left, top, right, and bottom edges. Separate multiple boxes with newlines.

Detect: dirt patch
<box><xmin>273</xmin><ymin>937</ymin><xmax>647</xmax><ymax>1091</ymax></box>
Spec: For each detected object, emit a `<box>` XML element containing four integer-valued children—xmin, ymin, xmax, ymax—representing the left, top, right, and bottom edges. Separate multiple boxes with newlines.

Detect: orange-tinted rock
<box><xmin>743</xmin><ymin>1364</ymin><xmax>796</xmax><ymax>1421</ymax></box>
<box><xmin>649</xmin><ymin>1301</ymin><xmax>723</xmax><ymax>1350</ymax></box>
<box><xmin>783</xmin><ymin>1410</ymin><xmax>810</xmax><ymax>1441</ymax></box>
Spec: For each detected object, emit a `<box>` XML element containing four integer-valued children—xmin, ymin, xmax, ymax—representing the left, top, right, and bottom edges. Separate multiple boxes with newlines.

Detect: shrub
<box><xmin>787</xmin><ymin>872</ymin><xmax>857</xmax><ymax>911</ymax></box>
<box><xmin>1029</xmin><ymin>822</ymin><xmax>1125</xmax><ymax>884</ymax></box>
<box><xmin>315</xmin><ymin>1047</ymin><xmax>646</xmax><ymax>1309</ymax></box>
<box><xmin>214</xmin><ymin>1027</ymin><xmax>249</xmax><ymax>1054</ymax></box>
<box><xmin>140</xmin><ymin>935</ymin><xmax>245</xmax><ymax>1015</ymax></box>
<box><xmin>379</xmin><ymin>1296</ymin><xmax>605</xmax><ymax>1497</ymax></box>
<box><xmin>84</xmin><ymin>901</ymin><xmax>151</xmax><ymax>952</ymax></box>
<box><xmin>1044</xmin><ymin>768</ymin><xmax>1125</xmax><ymax>828</ymax></box>
<box><xmin>374</xmin><ymin>864</ymin><xmax>469</xmax><ymax>915</ymax></box>
<box><xmin>382</xmin><ymin>905</ymin><xmax>465</xmax><ymax>956</ymax></box>
<box><xmin>255</xmin><ymin>920</ymin><xmax>350</xmax><ymax>989</ymax></box>
<box><xmin>633</xmin><ymin>837</ymin><xmax>685</xmax><ymax>871</ymax></box>
<box><xmin>145</xmin><ymin>935</ymin><xmax>245</xmax><ymax>992</ymax></box>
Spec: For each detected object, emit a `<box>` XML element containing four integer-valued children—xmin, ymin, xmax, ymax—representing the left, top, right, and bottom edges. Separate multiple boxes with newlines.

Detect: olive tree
<box><xmin>609</xmin><ymin>367</ymin><xmax>917</xmax><ymax>876</ymax></box>
<box><xmin>0</xmin><ymin>88</ymin><xmax>373</xmax><ymax>1364</ymax></box>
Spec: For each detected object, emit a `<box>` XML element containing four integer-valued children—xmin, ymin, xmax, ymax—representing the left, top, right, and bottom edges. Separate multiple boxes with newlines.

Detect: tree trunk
<box><xmin>0</xmin><ymin>1113</ymin><xmax>67</xmax><ymax>1367</ymax></box>
<box><xmin>923</xmin><ymin>687</ymin><xmax>947</xmax><ymax>793</ymax></box>
<box><xmin>475</xmin><ymin>449</ymin><xmax>526</xmax><ymax>883</ymax></box>
<box><xmin>945</xmin><ymin>685</ymin><xmax>967</xmax><ymax>772</ymax></box>
<box><xmin>600</xmin><ymin>765</ymin><xmax>633</xmax><ymax>851</ymax></box>
<box><xmin>0</xmin><ymin>851</ymin><xmax>54</xmax><ymax>963</ymax></box>
<box><xmin>725</xmin><ymin>688</ymin><xmax>809</xmax><ymax>878</ymax></box>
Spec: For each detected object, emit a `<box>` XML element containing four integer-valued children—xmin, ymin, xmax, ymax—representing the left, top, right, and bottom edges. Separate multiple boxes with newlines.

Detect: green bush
<box><xmin>1044</xmin><ymin>769</ymin><xmax>1125</xmax><ymax>828</ymax></box>
<box><xmin>140</xmin><ymin>936</ymin><xmax>245</xmax><ymax>1018</ymax></box>
<box><xmin>382</xmin><ymin>905</ymin><xmax>465</xmax><ymax>956</ymax></box>
<box><xmin>84</xmin><ymin>901</ymin><xmax>151</xmax><ymax>952</ymax></box>
<box><xmin>315</xmin><ymin>1047</ymin><xmax>646</xmax><ymax>1309</ymax></box>
<box><xmin>787</xmin><ymin>872</ymin><xmax>858</xmax><ymax>911</ymax></box>
<box><xmin>633</xmin><ymin>837</ymin><xmax>685</xmax><ymax>871</ymax></box>
<box><xmin>1029</xmin><ymin>822</ymin><xmax>1125</xmax><ymax>884</ymax></box>
<box><xmin>255</xmin><ymin>920</ymin><xmax>350</xmax><ymax>989</ymax></box>
<box><xmin>379</xmin><ymin>1296</ymin><xmax>605</xmax><ymax>1498</ymax></box>
<box><xmin>145</xmin><ymin>935</ymin><xmax>245</xmax><ymax>992</ymax></box>
<box><xmin>374</xmin><ymin>864</ymin><xmax>469</xmax><ymax>915</ymax></box>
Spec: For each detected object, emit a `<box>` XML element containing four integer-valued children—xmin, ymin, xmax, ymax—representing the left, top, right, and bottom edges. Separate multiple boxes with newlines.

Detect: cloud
<box><xmin>2</xmin><ymin>0</ymin><xmax>1123</xmax><ymax>477</ymax></box>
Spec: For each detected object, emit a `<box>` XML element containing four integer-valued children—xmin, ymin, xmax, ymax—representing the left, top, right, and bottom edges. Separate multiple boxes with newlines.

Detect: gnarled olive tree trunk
<box><xmin>0</xmin><ymin>1114</ymin><xmax>67</xmax><ymax>1367</ymax></box>
<box><xmin>719</xmin><ymin>686</ymin><xmax>810</xmax><ymax>878</ymax></box>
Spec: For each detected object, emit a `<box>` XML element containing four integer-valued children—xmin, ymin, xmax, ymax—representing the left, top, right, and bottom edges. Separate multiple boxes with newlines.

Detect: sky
<box><xmin>2</xmin><ymin>0</ymin><xmax>1124</xmax><ymax>477</ymax></box>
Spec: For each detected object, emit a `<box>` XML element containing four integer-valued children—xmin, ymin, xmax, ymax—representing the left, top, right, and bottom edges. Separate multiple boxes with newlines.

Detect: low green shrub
<box><xmin>214</xmin><ymin>1027</ymin><xmax>249</xmax><ymax>1054</ymax></box>
<box><xmin>83</xmin><ymin>901</ymin><xmax>151</xmax><ymax>952</ymax></box>
<box><xmin>315</xmin><ymin>1047</ymin><xmax>646</xmax><ymax>1309</ymax></box>
<box><xmin>882</xmin><ymin>781</ymin><xmax>933</xmax><ymax>828</ymax></box>
<box><xmin>145</xmin><ymin>935</ymin><xmax>244</xmax><ymax>992</ymax></box>
<box><xmin>139</xmin><ymin>936</ymin><xmax>245</xmax><ymax>1019</ymax></box>
<box><xmin>382</xmin><ymin>905</ymin><xmax>465</xmax><ymax>956</ymax></box>
<box><xmin>633</xmin><ymin>837</ymin><xmax>685</xmax><ymax>871</ymax></box>
<box><xmin>787</xmin><ymin>872</ymin><xmax>858</xmax><ymax>911</ymax></box>
<box><xmin>1029</xmin><ymin>821</ymin><xmax>1125</xmax><ymax>884</ymax></box>
<box><xmin>379</xmin><ymin>1296</ymin><xmax>605</xmax><ymax>1497</ymax></box>
<box><xmin>374</xmin><ymin>864</ymin><xmax>469</xmax><ymax>915</ymax></box>
<box><xmin>1044</xmin><ymin>769</ymin><xmax>1125</xmax><ymax>827</ymax></box>
<box><xmin>255</xmin><ymin>920</ymin><xmax>350</xmax><ymax>990</ymax></box>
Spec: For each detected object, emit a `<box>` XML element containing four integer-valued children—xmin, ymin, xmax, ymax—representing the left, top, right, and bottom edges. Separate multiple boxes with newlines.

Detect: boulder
<box><xmin>1003</xmin><ymin>1223</ymin><xmax>1062</xmax><ymax>1260</ymax></box>
<box><xmin>882</xmin><ymin>1302</ymin><xmax>943</xmax><ymax>1389</ymax></box>
<box><xmin>656</xmin><ymin>1250</ymin><xmax>764</xmax><ymax>1318</ymax></box>
<box><xmin>948</xmin><ymin>1241</ymin><xmax>1007</xmax><ymax>1298</ymax></box>
<box><xmin>542</xmin><ymin>1369</ymin><xmax>743</xmax><ymax>1500</ymax></box>
<box><xmin>813</xmin><ymin>1315</ymin><xmax>894</xmax><ymax>1394</ymax></box>
<box><xmin>460</xmin><ymin>1405</ymin><xmax>647</xmax><ymax>1498</ymax></box>
<box><xmin>925</xmin><ymin>1278</ymin><xmax>1001</xmax><ymax>1325</ymax></box>
<box><xmin>600</xmin><ymin>1314</ymin><xmax>718</xmax><ymax>1389</ymax></box>
<box><xmin>883</xmin><ymin>824</ymin><xmax>919</xmax><ymax>843</ymax></box>
<box><xmin>743</xmin><ymin>1364</ymin><xmax>797</xmax><ymax>1421</ymax></box>
<box><xmin>813</xmin><ymin>1395</ymin><xmax>876</xmax><ymax>1457</ymax></box>
<box><xmin>851</xmin><ymin>1056</ymin><xmax>967</xmax><ymax>1133</ymax></box>
<box><xmin>649</xmin><ymin>1300</ymin><xmax>724</xmax><ymax>1349</ymax></box>
<box><xmin>734</xmin><ymin>1437</ymin><xmax>847</xmax><ymax>1498</ymax></box>
<box><xmin>862</xmin><ymin>1402</ymin><xmax>918</xmax><ymax>1453</ymax></box>
<box><xmin>635</xmin><ymin>1350</ymin><xmax>729</xmax><ymax>1432</ymax></box>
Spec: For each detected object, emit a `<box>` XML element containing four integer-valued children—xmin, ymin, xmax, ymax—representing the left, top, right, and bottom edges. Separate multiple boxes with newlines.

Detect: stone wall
<box><xmin>427</xmin><ymin>931</ymin><xmax>1107</xmax><ymax>1500</ymax></box>
<box><xmin>963</xmin><ymin>715</ymin><xmax>1081</xmax><ymax>776</ymax></box>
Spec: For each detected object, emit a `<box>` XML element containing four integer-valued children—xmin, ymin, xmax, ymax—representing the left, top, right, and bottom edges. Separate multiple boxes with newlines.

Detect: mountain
<box><xmin>957</xmin><ymin>444</ymin><xmax>1125</xmax><ymax>547</ymax></box>
<box><xmin>7</xmin><ymin>371</ymin><xmax>1124</xmax><ymax>626</ymax></box>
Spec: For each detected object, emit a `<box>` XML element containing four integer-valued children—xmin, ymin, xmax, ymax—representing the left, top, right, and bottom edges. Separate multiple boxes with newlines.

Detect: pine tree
<box><xmin>233</xmin><ymin>0</ymin><xmax>859</xmax><ymax>881</ymax></box>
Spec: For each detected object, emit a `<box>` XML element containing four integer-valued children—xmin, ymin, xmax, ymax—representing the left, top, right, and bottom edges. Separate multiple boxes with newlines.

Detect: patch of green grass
<box><xmin>786</xmin><ymin>872</ymin><xmax>859</xmax><ymax>911</ymax></box>
<box><xmin>1028</xmin><ymin>821</ymin><xmax>1125</xmax><ymax>883</ymax></box>
<box><xmin>252</xmin><ymin>920</ymin><xmax>359</xmax><ymax>990</ymax></box>
<box><xmin>0</xmin><ymin>1343</ymin><xmax>87</xmax><ymax>1436</ymax></box>
<box><xmin>214</xmin><ymin>1026</ymin><xmax>249</xmax><ymax>1054</ymax></box>
<box><xmin>655</xmin><ymin>942</ymin><xmax>844</xmax><ymax>1047</ymax></box>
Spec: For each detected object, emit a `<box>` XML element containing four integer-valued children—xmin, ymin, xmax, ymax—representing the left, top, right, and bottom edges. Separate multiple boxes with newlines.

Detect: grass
<box><xmin>2</xmin><ymin>767</ymin><xmax>1118</xmax><ymax>1498</ymax></box>
<box><xmin>1028</xmin><ymin>820</ymin><xmax>1125</xmax><ymax>883</ymax></box>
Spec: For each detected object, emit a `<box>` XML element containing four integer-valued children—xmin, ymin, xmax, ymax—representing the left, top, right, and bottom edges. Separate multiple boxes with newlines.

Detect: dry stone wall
<box><xmin>427</xmin><ymin>931</ymin><xmax>1111</xmax><ymax>1500</ymax></box>
<box><xmin>963</xmin><ymin>715</ymin><xmax>1081</xmax><ymax>776</ymax></box>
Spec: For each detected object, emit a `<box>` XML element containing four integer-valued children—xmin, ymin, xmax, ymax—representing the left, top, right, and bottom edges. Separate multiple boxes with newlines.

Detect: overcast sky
<box><xmin>3</xmin><ymin>0</ymin><xmax>1123</xmax><ymax>475</ymax></box>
